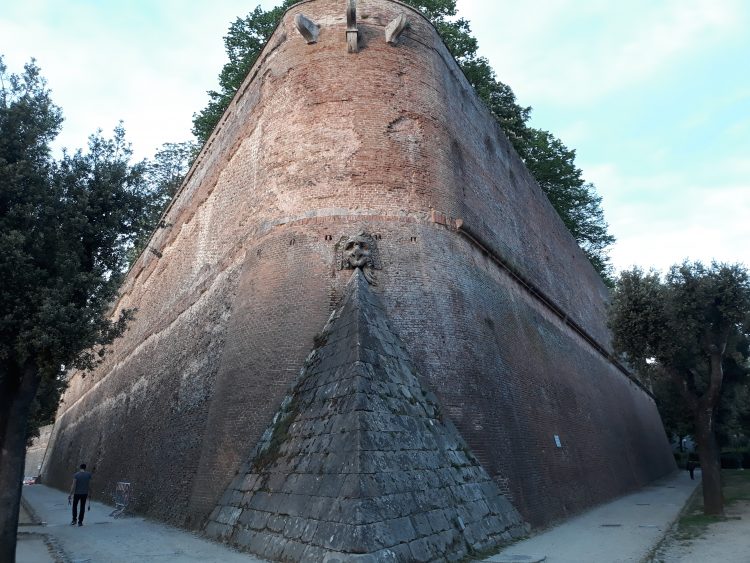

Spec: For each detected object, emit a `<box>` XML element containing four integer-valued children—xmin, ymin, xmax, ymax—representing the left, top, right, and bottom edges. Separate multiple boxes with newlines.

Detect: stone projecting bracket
<box><xmin>385</xmin><ymin>14</ymin><xmax>410</xmax><ymax>45</ymax></box>
<box><xmin>346</xmin><ymin>0</ymin><xmax>358</xmax><ymax>53</ymax></box>
<box><xmin>294</xmin><ymin>13</ymin><xmax>320</xmax><ymax>44</ymax></box>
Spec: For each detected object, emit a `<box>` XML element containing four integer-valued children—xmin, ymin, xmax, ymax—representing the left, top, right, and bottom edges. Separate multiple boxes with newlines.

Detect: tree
<box><xmin>0</xmin><ymin>58</ymin><xmax>148</xmax><ymax>561</ymax></box>
<box><xmin>147</xmin><ymin>141</ymin><xmax>198</xmax><ymax>201</ymax></box>
<box><xmin>642</xmin><ymin>366</ymin><xmax>695</xmax><ymax>450</ymax></box>
<box><xmin>609</xmin><ymin>262</ymin><xmax>750</xmax><ymax>515</ymax></box>
<box><xmin>191</xmin><ymin>1</ymin><xmax>302</xmax><ymax>142</ymax></box>
<box><xmin>519</xmin><ymin>129</ymin><xmax>615</xmax><ymax>277</ymax></box>
<box><xmin>126</xmin><ymin>140</ymin><xmax>198</xmax><ymax>266</ymax></box>
<box><xmin>192</xmin><ymin>0</ymin><xmax>616</xmax><ymax>282</ymax></box>
<box><xmin>402</xmin><ymin>0</ymin><xmax>532</xmax><ymax>149</ymax></box>
<box><xmin>715</xmin><ymin>331</ymin><xmax>750</xmax><ymax>448</ymax></box>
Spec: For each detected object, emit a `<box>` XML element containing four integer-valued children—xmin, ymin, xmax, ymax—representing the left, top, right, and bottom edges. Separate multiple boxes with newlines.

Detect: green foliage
<box><xmin>26</xmin><ymin>371</ymin><xmax>66</xmax><ymax>442</ymax></box>
<box><xmin>610</xmin><ymin>262</ymin><xmax>750</xmax><ymax>376</ymax></box>
<box><xmin>609</xmin><ymin>261</ymin><xmax>750</xmax><ymax>514</ymax></box>
<box><xmin>148</xmin><ymin>141</ymin><xmax>199</xmax><ymax>200</ymax></box>
<box><xmin>0</xmin><ymin>56</ymin><xmax>153</xmax><ymax>423</ymax></box>
<box><xmin>400</xmin><ymin>0</ymin><xmax>532</xmax><ymax>148</ymax></box>
<box><xmin>395</xmin><ymin>0</ymin><xmax>615</xmax><ymax>281</ymax></box>
<box><xmin>191</xmin><ymin>0</ymin><xmax>615</xmax><ymax>281</ymax></box>
<box><xmin>1</xmin><ymin>56</ymin><xmax>162</xmax><ymax>554</ymax></box>
<box><xmin>649</xmin><ymin>369</ymin><xmax>695</xmax><ymax>442</ymax></box>
<box><xmin>191</xmin><ymin>0</ymin><xmax>303</xmax><ymax>142</ymax></box>
<box><xmin>609</xmin><ymin>262</ymin><xmax>750</xmax><ymax>412</ymax></box>
<box><xmin>717</xmin><ymin>332</ymin><xmax>750</xmax><ymax>446</ymax></box>
<box><xmin>519</xmin><ymin>129</ymin><xmax>615</xmax><ymax>275</ymax></box>
<box><xmin>126</xmin><ymin>140</ymin><xmax>198</xmax><ymax>265</ymax></box>
<box><xmin>650</xmin><ymin>355</ymin><xmax>749</xmax><ymax>450</ymax></box>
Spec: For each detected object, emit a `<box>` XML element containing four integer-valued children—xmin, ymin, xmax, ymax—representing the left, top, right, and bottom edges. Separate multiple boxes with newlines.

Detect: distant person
<box><xmin>68</xmin><ymin>463</ymin><xmax>92</xmax><ymax>526</ymax></box>
<box><xmin>686</xmin><ymin>459</ymin><xmax>696</xmax><ymax>480</ymax></box>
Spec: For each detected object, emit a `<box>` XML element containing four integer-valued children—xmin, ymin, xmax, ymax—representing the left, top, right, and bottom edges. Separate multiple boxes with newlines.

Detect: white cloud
<box><xmin>3</xmin><ymin>0</ymin><xmax>747</xmax><ymax>279</ymax></box>
<box><xmin>457</xmin><ymin>0</ymin><xmax>745</xmax><ymax>106</ymax></box>
<box><xmin>586</xmin><ymin>162</ymin><xmax>749</xmax><ymax>273</ymax></box>
<box><xmin>1</xmin><ymin>1</ymin><xmax>267</xmax><ymax>159</ymax></box>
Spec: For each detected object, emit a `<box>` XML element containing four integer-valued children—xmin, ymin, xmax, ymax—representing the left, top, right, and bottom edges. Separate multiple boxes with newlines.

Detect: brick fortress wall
<box><xmin>24</xmin><ymin>424</ymin><xmax>53</xmax><ymax>479</ymax></box>
<box><xmin>43</xmin><ymin>0</ymin><xmax>675</xmax><ymax>530</ymax></box>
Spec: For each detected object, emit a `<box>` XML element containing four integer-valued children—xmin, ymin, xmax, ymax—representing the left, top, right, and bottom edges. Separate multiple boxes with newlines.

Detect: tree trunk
<box><xmin>0</xmin><ymin>361</ymin><xmax>41</xmax><ymax>563</ymax></box>
<box><xmin>695</xmin><ymin>406</ymin><xmax>724</xmax><ymax>516</ymax></box>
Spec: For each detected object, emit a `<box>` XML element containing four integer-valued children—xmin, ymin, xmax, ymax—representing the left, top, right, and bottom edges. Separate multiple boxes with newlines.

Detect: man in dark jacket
<box><xmin>686</xmin><ymin>460</ymin><xmax>696</xmax><ymax>480</ymax></box>
<box><xmin>68</xmin><ymin>463</ymin><xmax>92</xmax><ymax>526</ymax></box>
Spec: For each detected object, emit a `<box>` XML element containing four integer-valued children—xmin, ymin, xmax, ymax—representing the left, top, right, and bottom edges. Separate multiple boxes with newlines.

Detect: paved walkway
<box><xmin>18</xmin><ymin>471</ymin><xmax>698</xmax><ymax>562</ymax></box>
<box><xmin>486</xmin><ymin>470</ymin><xmax>700</xmax><ymax>563</ymax></box>
<box><xmin>19</xmin><ymin>484</ymin><xmax>265</xmax><ymax>562</ymax></box>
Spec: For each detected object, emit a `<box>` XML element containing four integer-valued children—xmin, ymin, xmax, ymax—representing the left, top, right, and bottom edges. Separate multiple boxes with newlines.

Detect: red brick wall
<box><xmin>24</xmin><ymin>424</ymin><xmax>53</xmax><ymax>479</ymax></box>
<box><xmin>43</xmin><ymin>0</ymin><xmax>674</xmax><ymax>530</ymax></box>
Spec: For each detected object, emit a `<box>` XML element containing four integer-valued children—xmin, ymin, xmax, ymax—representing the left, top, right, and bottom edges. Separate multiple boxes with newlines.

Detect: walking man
<box><xmin>68</xmin><ymin>463</ymin><xmax>92</xmax><ymax>526</ymax></box>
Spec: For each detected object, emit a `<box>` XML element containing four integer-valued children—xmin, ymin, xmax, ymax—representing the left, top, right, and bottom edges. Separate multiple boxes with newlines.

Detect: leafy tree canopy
<box><xmin>191</xmin><ymin>0</ymin><xmax>301</xmax><ymax>142</ymax></box>
<box><xmin>125</xmin><ymin>140</ymin><xmax>198</xmax><ymax>265</ymax></box>
<box><xmin>610</xmin><ymin>263</ymin><xmax>749</xmax><ymax>374</ymax></box>
<box><xmin>609</xmin><ymin>261</ymin><xmax>750</xmax><ymax>515</ymax></box>
<box><xmin>0</xmin><ymin>56</ymin><xmax>156</xmax><ymax>559</ymax></box>
<box><xmin>640</xmin><ymin>333</ymin><xmax>750</xmax><ymax>451</ymax></box>
<box><xmin>191</xmin><ymin>0</ymin><xmax>615</xmax><ymax>282</ymax></box>
<box><xmin>716</xmin><ymin>330</ymin><xmax>750</xmax><ymax>447</ymax></box>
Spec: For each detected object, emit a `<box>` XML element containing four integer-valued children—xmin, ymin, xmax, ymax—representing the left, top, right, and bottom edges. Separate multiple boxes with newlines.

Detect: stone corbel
<box><xmin>385</xmin><ymin>14</ymin><xmax>410</xmax><ymax>45</ymax></box>
<box><xmin>346</xmin><ymin>0</ymin><xmax>358</xmax><ymax>53</ymax></box>
<box><xmin>294</xmin><ymin>13</ymin><xmax>320</xmax><ymax>44</ymax></box>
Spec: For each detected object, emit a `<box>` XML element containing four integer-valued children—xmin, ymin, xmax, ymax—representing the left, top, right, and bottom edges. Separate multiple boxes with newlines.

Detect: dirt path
<box><xmin>650</xmin><ymin>470</ymin><xmax>750</xmax><ymax>563</ymax></box>
<box><xmin>651</xmin><ymin>500</ymin><xmax>750</xmax><ymax>562</ymax></box>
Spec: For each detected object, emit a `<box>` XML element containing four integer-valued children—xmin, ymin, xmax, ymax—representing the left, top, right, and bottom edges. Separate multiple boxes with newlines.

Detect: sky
<box><xmin>1</xmin><ymin>0</ymin><xmax>747</xmax><ymax>274</ymax></box>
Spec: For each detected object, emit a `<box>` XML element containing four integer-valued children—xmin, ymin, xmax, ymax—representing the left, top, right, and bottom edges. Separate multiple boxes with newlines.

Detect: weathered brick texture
<box><xmin>24</xmin><ymin>424</ymin><xmax>53</xmax><ymax>479</ymax></box>
<box><xmin>204</xmin><ymin>269</ymin><xmax>527</xmax><ymax>561</ymax></box>
<box><xmin>42</xmin><ymin>0</ymin><xmax>674</xmax><ymax>539</ymax></box>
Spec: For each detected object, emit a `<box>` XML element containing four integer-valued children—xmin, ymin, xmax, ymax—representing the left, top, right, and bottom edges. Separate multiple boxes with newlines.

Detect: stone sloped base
<box><xmin>205</xmin><ymin>269</ymin><xmax>528</xmax><ymax>561</ymax></box>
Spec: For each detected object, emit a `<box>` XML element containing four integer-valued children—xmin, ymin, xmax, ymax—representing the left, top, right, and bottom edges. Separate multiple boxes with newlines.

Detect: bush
<box><xmin>673</xmin><ymin>452</ymin><xmax>687</xmax><ymax>469</ymax></box>
<box><xmin>721</xmin><ymin>455</ymin><xmax>741</xmax><ymax>469</ymax></box>
<box><xmin>720</xmin><ymin>449</ymin><xmax>748</xmax><ymax>469</ymax></box>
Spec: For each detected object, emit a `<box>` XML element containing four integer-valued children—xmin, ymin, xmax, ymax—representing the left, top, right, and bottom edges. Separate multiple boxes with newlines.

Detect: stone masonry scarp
<box><xmin>205</xmin><ymin>268</ymin><xmax>527</xmax><ymax>561</ymax></box>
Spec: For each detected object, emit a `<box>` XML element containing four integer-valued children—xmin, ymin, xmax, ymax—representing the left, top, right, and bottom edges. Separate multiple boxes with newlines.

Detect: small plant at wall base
<box><xmin>608</xmin><ymin>261</ymin><xmax>750</xmax><ymax>516</ymax></box>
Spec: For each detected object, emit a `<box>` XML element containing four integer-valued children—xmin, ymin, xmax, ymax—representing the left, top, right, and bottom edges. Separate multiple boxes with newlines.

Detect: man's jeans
<box><xmin>72</xmin><ymin>494</ymin><xmax>88</xmax><ymax>524</ymax></box>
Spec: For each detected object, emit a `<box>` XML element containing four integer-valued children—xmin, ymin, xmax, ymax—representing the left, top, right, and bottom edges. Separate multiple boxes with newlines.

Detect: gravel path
<box><xmin>650</xmin><ymin>499</ymin><xmax>750</xmax><ymax>562</ymax></box>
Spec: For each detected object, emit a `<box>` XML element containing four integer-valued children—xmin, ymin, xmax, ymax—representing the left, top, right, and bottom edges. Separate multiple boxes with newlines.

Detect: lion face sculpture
<box><xmin>344</xmin><ymin>236</ymin><xmax>373</xmax><ymax>269</ymax></box>
<box><xmin>339</xmin><ymin>232</ymin><xmax>381</xmax><ymax>284</ymax></box>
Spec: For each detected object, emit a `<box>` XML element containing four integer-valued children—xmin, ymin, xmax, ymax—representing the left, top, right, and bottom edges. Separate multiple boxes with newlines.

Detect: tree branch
<box><xmin>665</xmin><ymin>366</ymin><xmax>698</xmax><ymax>413</ymax></box>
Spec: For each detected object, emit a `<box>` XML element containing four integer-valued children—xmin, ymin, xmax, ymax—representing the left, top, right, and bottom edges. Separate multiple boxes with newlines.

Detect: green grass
<box><xmin>723</xmin><ymin>469</ymin><xmax>750</xmax><ymax>504</ymax></box>
<box><xmin>674</xmin><ymin>512</ymin><xmax>725</xmax><ymax>541</ymax></box>
<box><xmin>674</xmin><ymin>470</ymin><xmax>750</xmax><ymax>541</ymax></box>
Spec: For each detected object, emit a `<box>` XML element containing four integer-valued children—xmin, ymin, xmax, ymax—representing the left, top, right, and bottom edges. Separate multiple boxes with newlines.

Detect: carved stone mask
<box><xmin>344</xmin><ymin>236</ymin><xmax>373</xmax><ymax>269</ymax></box>
<box><xmin>339</xmin><ymin>232</ymin><xmax>380</xmax><ymax>284</ymax></box>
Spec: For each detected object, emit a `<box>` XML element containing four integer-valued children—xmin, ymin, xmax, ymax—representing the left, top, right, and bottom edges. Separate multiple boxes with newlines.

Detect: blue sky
<box><xmin>1</xmin><ymin>0</ymin><xmax>747</xmax><ymax>274</ymax></box>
